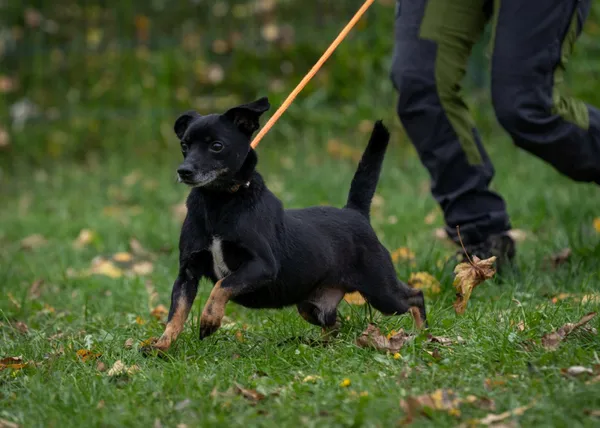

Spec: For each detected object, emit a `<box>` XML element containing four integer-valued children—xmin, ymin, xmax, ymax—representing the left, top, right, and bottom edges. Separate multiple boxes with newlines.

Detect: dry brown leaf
<box><xmin>96</xmin><ymin>361</ymin><xmax>107</xmax><ymax>372</ymax></box>
<box><xmin>124</xmin><ymin>338</ymin><xmax>135</xmax><ymax>349</ymax></box>
<box><xmin>107</xmin><ymin>360</ymin><xmax>139</xmax><ymax>377</ymax></box>
<box><xmin>453</xmin><ymin>256</ymin><xmax>497</xmax><ymax>314</ymax></box>
<box><xmin>21</xmin><ymin>234</ymin><xmax>47</xmax><ymax>250</ymax></box>
<box><xmin>516</xmin><ymin>320</ymin><xmax>526</xmax><ymax>332</ymax></box>
<box><xmin>507</xmin><ymin>229</ymin><xmax>529</xmax><ymax>242</ymax></box>
<box><xmin>76</xmin><ymin>349</ymin><xmax>101</xmax><ymax>362</ymax></box>
<box><xmin>463</xmin><ymin>395</ymin><xmax>497</xmax><ymax>411</ymax></box>
<box><xmin>343</xmin><ymin>291</ymin><xmax>366</xmax><ymax>305</ymax></box>
<box><xmin>140</xmin><ymin>337</ymin><xmax>158</xmax><ymax>348</ymax></box>
<box><xmin>484</xmin><ymin>377</ymin><xmax>507</xmax><ymax>390</ymax></box>
<box><xmin>151</xmin><ymin>304</ymin><xmax>168</xmax><ymax>320</ymax></box>
<box><xmin>73</xmin><ymin>229</ymin><xmax>95</xmax><ymax>249</ymax></box>
<box><xmin>129</xmin><ymin>238</ymin><xmax>149</xmax><ymax>256</ymax></box>
<box><xmin>234</xmin><ymin>383</ymin><xmax>265</xmax><ymax>403</ymax></box>
<box><xmin>581</xmin><ymin>294</ymin><xmax>600</xmax><ymax>305</ymax></box>
<box><xmin>561</xmin><ymin>366</ymin><xmax>593</xmax><ymax>377</ymax></box>
<box><xmin>541</xmin><ymin>312</ymin><xmax>597</xmax><ymax>351</ymax></box>
<box><xmin>545</xmin><ymin>248</ymin><xmax>571</xmax><ymax>269</ymax></box>
<box><xmin>28</xmin><ymin>279</ymin><xmax>43</xmax><ymax>300</ymax></box>
<box><xmin>0</xmin><ymin>418</ymin><xmax>19</xmax><ymax>428</ymax></box>
<box><xmin>0</xmin><ymin>357</ymin><xmax>27</xmax><ymax>371</ymax></box>
<box><xmin>584</xmin><ymin>409</ymin><xmax>600</xmax><ymax>417</ymax></box>
<box><xmin>400</xmin><ymin>389</ymin><xmax>462</xmax><ymax>422</ymax></box>
<box><xmin>424</xmin><ymin>209</ymin><xmax>439</xmax><ymax>225</ymax></box>
<box><xmin>587</xmin><ymin>375</ymin><xmax>600</xmax><ymax>385</ymax></box>
<box><xmin>14</xmin><ymin>321</ymin><xmax>29</xmax><ymax>334</ymax></box>
<box><xmin>131</xmin><ymin>261</ymin><xmax>154</xmax><ymax>276</ymax></box>
<box><xmin>356</xmin><ymin>324</ymin><xmax>415</xmax><ymax>353</ymax></box>
<box><xmin>427</xmin><ymin>334</ymin><xmax>463</xmax><ymax>346</ymax></box>
<box><xmin>478</xmin><ymin>402</ymin><xmax>535</xmax><ymax>425</ymax></box>
<box><xmin>408</xmin><ymin>272</ymin><xmax>441</xmax><ymax>296</ymax></box>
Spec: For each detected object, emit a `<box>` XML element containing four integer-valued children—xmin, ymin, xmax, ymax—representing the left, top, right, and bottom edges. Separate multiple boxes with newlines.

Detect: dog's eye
<box><xmin>210</xmin><ymin>141</ymin><xmax>224</xmax><ymax>153</ymax></box>
<box><xmin>181</xmin><ymin>143</ymin><xmax>188</xmax><ymax>153</ymax></box>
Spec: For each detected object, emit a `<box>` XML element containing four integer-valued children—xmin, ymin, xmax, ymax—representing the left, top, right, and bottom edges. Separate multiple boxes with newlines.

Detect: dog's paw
<box><xmin>199</xmin><ymin>315</ymin><xmax>221</xmax><ymax>340</ymax></box>
<box><xmin>140</xmin><ymin>336</ymin><xmax>170</xmax><ymax>356</ymax></box>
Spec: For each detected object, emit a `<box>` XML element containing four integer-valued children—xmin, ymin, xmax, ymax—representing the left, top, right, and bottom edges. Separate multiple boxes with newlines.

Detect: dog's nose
<box><xmin>177</xmin><ymin>166</ymin><xmax>194</xmax><ymax>179</ymax></box>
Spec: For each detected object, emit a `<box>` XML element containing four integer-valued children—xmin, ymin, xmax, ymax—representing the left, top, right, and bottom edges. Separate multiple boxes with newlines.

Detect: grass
<box><xmin>1</xmin><ymin>105</ymin><xmax>600</xmax><ymax>428</ymax></box>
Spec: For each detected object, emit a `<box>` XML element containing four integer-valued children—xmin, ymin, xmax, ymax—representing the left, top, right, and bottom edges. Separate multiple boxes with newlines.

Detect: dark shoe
<box><xmin>456</xmin><ymin>232</ymin><xmax>516</xmax><ymax>276</ymax></box>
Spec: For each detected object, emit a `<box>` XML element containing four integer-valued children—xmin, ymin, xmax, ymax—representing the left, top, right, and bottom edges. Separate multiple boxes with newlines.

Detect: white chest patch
<box><xmin>210</xmin><ymin>237</ymin><xmax>231</xmax><ymax>279</ymax></box>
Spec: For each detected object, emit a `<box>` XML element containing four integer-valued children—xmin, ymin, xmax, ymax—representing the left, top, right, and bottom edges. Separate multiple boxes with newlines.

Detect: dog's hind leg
<box><xmin>356</xmin><ymin>270</ymin><xmax>427</xmax><ymax>328</ymax></box>
<box><xmin>296</xmin><ymin>286</ymin><xmax>345</xmax><ymax>334</ymax></box>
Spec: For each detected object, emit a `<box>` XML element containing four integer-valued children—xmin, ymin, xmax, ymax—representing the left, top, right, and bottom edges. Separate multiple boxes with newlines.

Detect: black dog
<box><xmin>150</xmin><ymin>97</ymin><xmax>427</xmax><ymax>352</ymax></box>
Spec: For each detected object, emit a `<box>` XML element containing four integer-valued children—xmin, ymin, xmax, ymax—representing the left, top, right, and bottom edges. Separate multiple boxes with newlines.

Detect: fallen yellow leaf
<box><xmin>90</xmin><ymin>258</ymin><xmax>123</xmax><ymax>278</ymax></box>
<box><xmin>453</xmin><ymin>256</ymin><xmax>497</xmax><ymax>314</ymax></box>
<box><xmin>391</xmin><ymin>247</ymin><xmax>415</xmax><ymax>263</ymax></box>
<box><xmin>343</xmin><ymin>291</ymin><xmax>366</xmax><ymax>305</ymax></box>
<box><xmin>150</xmin><ymin>304</ymin><xmax>168</xmax><ymax>320</ymax></box>
<box><xmin>478</xmin><ymin>401</ymin><xmax>535</xmax><ymax>425</ymax></box>
<box><xmin>113</xmin><ymin>252</ymin><xmax>133</xmax><ymax>262</ymax></box>
<box><xmin>76</xmin><ymin>349</ymin><xmax>101</xmax><ymax>362</ymax></box>
<box><xmin>408</xmin><ymin>272</ymin><xmax>441</xmax><ymax>296</ymax></box>
<box><xmin>73</xmin><ymin>229</ymin><xmax>95</xmax><ymax>248</ymax></box>
<box><xmin>356</xmin><ymin>324</ymin><xmax>415</xmax><ymax>353</ymax></box>
<box><xmin>21</xmin><ymin>234</ymin><xmax>47</xmax><ymax>250</ymax></box>
<box><xmin>131</xmin><ymin>261</ymin><xmax>153</xmax><ymax>276</ymax></box>
<box><xmin>593</xmin><ymin>217</ymin><xmax>600</xmax><ymax>233</ymax></box>
<box><xmin>0</xmin><ymin>357</ymin><xmax>27</xmax><ymax>371</ymax></box>
<box><xmin>107</xmin><ymin>360</ymin><xmax>139</xmax><ymax>377</ymax></box>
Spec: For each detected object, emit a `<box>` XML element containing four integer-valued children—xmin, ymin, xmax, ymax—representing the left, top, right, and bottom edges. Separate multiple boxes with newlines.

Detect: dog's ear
<box><xmin>223</xmin><ymin>97</ymin><xmax>270</xmax><ymax>138</ymax></box>
<box><xmin>174</xmin><ymin>110</ymin><xmax>200</xmax><ymax>140</ymax></box>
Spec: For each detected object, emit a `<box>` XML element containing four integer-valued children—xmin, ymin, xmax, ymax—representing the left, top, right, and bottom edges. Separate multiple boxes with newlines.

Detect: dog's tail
<box><xmin>345</xmin><ymin>120</ymin><xmax>390</xmax><ymax>219</ymax></box>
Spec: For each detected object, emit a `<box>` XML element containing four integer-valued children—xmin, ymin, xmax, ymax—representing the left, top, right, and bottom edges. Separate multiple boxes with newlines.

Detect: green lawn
<box><xmin>1</xmin><ymin>108</ymin><xmax>600</xmax><ymax>427</ymax></box>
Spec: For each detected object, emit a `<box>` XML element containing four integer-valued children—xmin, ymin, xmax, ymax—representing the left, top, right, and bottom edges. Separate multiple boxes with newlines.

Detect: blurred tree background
<box><xmin>1</xmin><ymin>0</ymin><xmax>600</xmax><ymax>166</ymax></box>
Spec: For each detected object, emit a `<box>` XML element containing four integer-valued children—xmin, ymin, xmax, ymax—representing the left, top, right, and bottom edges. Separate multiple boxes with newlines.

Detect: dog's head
<box><xmin>173</xmin><ymin>97</ymin><xmax>270</xmax><ymax>189</ymax></box>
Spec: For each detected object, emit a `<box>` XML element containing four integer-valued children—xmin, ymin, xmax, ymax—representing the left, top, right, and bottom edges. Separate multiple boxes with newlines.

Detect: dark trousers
<box><xmin>391</xmin><ymin>0</ymin><xmax>600</xmax><ymax>245</ymax></box>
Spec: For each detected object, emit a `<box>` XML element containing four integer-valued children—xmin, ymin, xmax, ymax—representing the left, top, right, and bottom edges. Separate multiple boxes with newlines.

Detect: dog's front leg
<box><xmin>151</xmin><ymin>268</ymin><xmax>199</xmax><ymax>351</ymax></box>
<box><xmin>200</xmin><ymin>238</ymin><xmax>277</xmax><ymax>339</ymax></box>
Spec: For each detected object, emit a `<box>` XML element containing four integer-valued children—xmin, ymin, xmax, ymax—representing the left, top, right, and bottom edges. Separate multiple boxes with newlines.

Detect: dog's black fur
<box><xmin>161</xmin><ymin>97</ymin><xmax>427</xmax><ymax>343</ymax></box>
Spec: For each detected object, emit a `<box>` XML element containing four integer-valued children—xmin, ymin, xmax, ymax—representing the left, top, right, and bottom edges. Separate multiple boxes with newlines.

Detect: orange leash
<box><xmin>250</xmin><ymin>0</ymin><xmax>376</xmax><ymax>149</ymax></box>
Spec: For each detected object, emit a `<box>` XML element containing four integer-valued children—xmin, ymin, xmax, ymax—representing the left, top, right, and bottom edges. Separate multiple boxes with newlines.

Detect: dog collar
<box><xmin>228</xmin><ymin>180</ymin><xmax>251</xmax><ymax>193</ymax></box>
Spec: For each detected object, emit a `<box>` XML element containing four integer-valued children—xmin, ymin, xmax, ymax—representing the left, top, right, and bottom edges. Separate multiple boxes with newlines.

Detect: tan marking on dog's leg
<box><xmin>200</xmin><ymin>279</ymin><xmax>233</xmax><ymax>338</ymax></box>
<box><xmin>409</xmin><ymin>306</ymin><xmax>424</xmax><ymax>330</ymax></box>
<box><xmin>152</xmin><ymin>296</ymin><xmax>192</xmax><ymax>351</ymax></box>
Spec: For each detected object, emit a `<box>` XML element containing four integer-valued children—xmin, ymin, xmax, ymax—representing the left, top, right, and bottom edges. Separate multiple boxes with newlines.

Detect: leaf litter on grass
<box><xmin>399</xmin><ymin>389</ymin><xmax>497</xmax><ymax>424</ymax></box>
<box><xmin>452</xmin><ymin>227</ymin><xmax>497</xmax><ymax>315</ymax></box>
<box><xmin>453</xmin><ymin>255</ymin><xmax>496</xmax><ymax>315</ymax></box>
<box><xmin>541</xmin><ymin>312</ymin><xmax>597</xmax><ymax>351</ymax></box>
<box><xmin>0</xmin><ymin>357</ymin><xmax>27</xmax><ymax>371</ymax></box>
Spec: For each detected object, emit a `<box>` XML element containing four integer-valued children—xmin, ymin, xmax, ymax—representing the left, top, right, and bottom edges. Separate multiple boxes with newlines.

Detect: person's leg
<box><xmin>491</xmin><ymin>0</ymin><xmax>600</xmax><ymax>184</ymax></box>
<box><xmin>390</xmin><ymin>0</ymin><xmax>512</xmax><ymax>251</ymax></box>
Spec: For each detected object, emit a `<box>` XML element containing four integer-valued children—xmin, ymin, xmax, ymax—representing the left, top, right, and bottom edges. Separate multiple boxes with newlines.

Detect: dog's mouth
<box><xmin>177</xmin><ymin>169</ymin><xmax>228</xmax><ymax>188</ymax></box>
